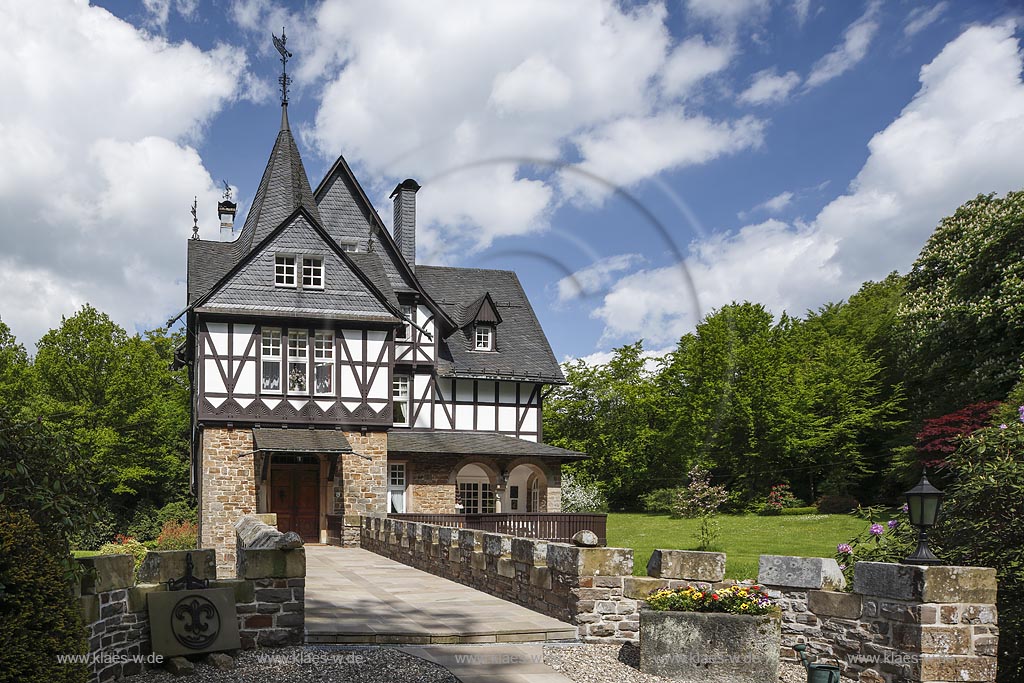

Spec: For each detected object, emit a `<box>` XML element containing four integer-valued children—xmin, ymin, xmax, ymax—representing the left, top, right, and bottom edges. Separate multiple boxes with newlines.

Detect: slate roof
<box><xmin>416</xmin><ymin>266</ymin><xmax>565</xmax><ymax>384</ymax></box>
<box><xmin>387</xmin><ymin>431</ymin><xmax>585</xmax><ymax>459</ymax></box>
<box><xmin>253</xmin><ymin>427</ymin><xmax>352</xmax><ymax>453</ymax></box>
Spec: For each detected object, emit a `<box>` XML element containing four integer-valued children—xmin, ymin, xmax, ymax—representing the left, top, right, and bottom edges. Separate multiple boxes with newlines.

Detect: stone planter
<box><xmin>639</xmin><ymin>608</ymin><xmax>781</xmax><ymax>682</ymax></box>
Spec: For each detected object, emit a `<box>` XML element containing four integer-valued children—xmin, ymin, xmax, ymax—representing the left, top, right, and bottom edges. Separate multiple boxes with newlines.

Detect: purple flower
<box><xmin>1000</xmin><ymin>424</ymin><xmax>1008</xmax><ymax>430</ymax></box>
<box><xmin>887</xmin><ymin>519</ymin><xmax>898</xmax><ymax>530</ymax></box>
<box><xmin>838</xmin><ymin>564</ymin><xmax>846</xmax><ymax>571</ymax></box>
<box><xmin>901</xmin><ymin>503</ymin><xmax>909</xmax><ymax>514</ymax></box>
<box><xmin>870</xmin><ymin>523</ymin><xmax>884</xmax><ymax>536</ymax></box>
<box><xmin>1018</xmin><ymin>405</ymin><xmax>1024</xmax><ymax>423</ymax></box>
<box><xmin>837</xmin><ymin>543</ymin><xmax>852</xmax><ymax>554</ymax></box>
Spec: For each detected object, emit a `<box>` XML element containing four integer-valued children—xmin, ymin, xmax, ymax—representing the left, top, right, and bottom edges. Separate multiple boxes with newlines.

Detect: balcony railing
<box><xmin>386</xmin><ymin>512</ymin><xmax>607</xmax><ymax>546</ymax></box>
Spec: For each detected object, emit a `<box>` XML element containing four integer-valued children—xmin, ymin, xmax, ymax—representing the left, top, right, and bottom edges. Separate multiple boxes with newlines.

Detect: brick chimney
<box><xmin>390</xmin><ymin>179</ymin><xmax>420</xmax><ymax>270</ymax></box>
<box><xmin>218</xmin><ymin>198</ymin><xmax>237</xmax><ymax>242</ymax></box>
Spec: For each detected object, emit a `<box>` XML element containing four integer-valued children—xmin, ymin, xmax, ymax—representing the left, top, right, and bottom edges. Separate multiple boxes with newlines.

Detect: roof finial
<box><xmin>221</xmin><ymin>180</ymin><xmax>233</xmax><ymax>202</ymax></box>
<box><xmin>190</xmin><ymin>196</ymin><xmax>199</xmax><ymax>240</ymax></box>
<box><xmin>273</xmin><ymin>28</ymin><xmax>293</xmax><ymax>116</ymax></box>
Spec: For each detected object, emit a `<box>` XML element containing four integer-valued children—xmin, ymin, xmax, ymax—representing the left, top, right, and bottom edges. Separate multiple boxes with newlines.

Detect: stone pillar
<box><xmin>333</xmin><ymin>431</ymin><xmax>387</xmax><ymax>545</ymax></box>
<box><xmin>546</xmin><ymin>464</ymin><xmax>562</xmax><ymax>512</ymax></box>
<box><xmin>200</xmin><ymin>427</ymin><xmax>256</xmax><ymax>575</ymax></box>
<box><xmin>852</xmin><ymin>562</ymin><xmax>998</xmax><ymax>683</ymax></box>
<box><xmin>408</xmin><ymin>454</ymin><xmax>458</xmax><ymax>513</ymax></box>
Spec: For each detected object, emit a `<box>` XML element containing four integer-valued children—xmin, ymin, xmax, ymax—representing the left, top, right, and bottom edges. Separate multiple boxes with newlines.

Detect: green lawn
<box><xmin>607</xmin><ymin>512</ymin><xmax>870</xmax><ymax>580</ymax></box>
<box><xmin>71</xmin><ymin>550</ymin><xmax>101</xmax><ymax>558</ymax></box>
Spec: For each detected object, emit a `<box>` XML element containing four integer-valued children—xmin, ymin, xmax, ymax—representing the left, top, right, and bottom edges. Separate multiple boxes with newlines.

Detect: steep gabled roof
<box><xmin>462</xmin><ymin>291</ymin><xmax>503</xmax><ymax>327</ymax></box>
<box><xmin>233</xmin><ymin>109</ymin><xmax>322</xmax><ymax>255</ymax></box>
<box><xmin>416</xmin><ymin>266</ymin><xmax>565</xmax><ymax>384</ymax></box>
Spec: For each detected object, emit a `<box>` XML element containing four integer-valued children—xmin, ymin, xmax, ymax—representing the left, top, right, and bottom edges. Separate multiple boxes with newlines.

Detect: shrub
<box><xmin>935</xmin><ymin>419</ymin><xmax>1024</xmax><ymax>682</ymax></box>
<box><xmin>560</xmin><ymin>472</ymin><xmax>608</xmax><ymax>513</ymax></box>
<box><xmin>68</xmin><ymin>506</ymin><xmax>119</xmax><ymax>551</ymax></box>
<box><xmin>816</xmin><ymin>494</ymin><xmax>859</xmax><ymax>514</ymax></box>
<box><xmin>773</xmin><ymin>506</ymin><xmax>819</xmax><ymax>516</ymax></box>
<box><xmin>156</xmin><ymin>500</ymin><xmax>197</xmax><ymax>528</ymax></box>
<box><xmin>671</xmin><ymin>466</ymin><xmax>728</xmax><ymax>518</ymax></box>
<box><xmin>646</xmin><ymin>583</ymin><xmax>779</xmax><ymax>616</ymax></box>
<box><xmin>762</xmin><ymin>483</ymin><xmax>801</xmax><ymax>515</ymax></box>
<box><xmin>98</xmin><ymin>534</ymin><xmax>148</xmax><ymax>571</ymax></box>
<box><xmin>0</xmin><ymin>506</ymin><xmax>88</xmax><ymax>683</ymax></box>
<box><xmin>126</xmin><ymin>504</ymin><xmax>160</xmax><ymax>542</ymax></box>
<box><xmin>640</xmin><ymin>488</ymin><xmax>682</xmax><ymax>514</ymax></box>
<box><xmin>155</xmin><ymin>520</ymin><xmax>197</xmax><ymax>551</ymax></box>
<box><xmin>835</xmin><ymin>508</ymin><xmax>915</xmax><ymax>587</ymax></box>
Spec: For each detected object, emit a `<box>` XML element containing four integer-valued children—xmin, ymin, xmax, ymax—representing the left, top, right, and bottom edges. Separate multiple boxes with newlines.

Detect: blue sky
<box><xmin>2</xmin><ymin>1</ymin><xmax>1023</xmax><ymax>365</ymax></box>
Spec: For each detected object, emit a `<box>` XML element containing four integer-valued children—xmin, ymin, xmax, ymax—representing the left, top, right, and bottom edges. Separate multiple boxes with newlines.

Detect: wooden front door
<box><xmin>269</xmin><ymin>457</ymin><xmax>320</xmax><ymax>543</ymax></box>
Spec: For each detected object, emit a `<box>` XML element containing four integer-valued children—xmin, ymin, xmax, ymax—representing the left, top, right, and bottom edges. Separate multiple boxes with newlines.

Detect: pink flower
<box><xmin>870</xmin><ymin>523</ymin><xmax>884</xmax><ymax>536</ymax></box>
<box><xmin>887</xmin><ymin>519</ymin><xmax>898</xmax><ymax>530</ymax></box>
<box><xmin>837</xmin><ymin>543</ymin><xmax>852</xmax><ymax>554</ymax></box>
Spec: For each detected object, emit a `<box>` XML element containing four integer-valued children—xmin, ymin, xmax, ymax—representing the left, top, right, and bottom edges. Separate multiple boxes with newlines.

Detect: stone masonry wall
<box><xmin>408</xmin><ymin>454</ymin><xmax>459</xmax><ymax>513</ymax></box>
<box><xmin>331</xmin><ymin>431</ymin><xmax>387</xmax><ymax>545</ymax></box>
<box><xmin>363</xmin><ymin>519</ymin><xmax>999</xmax><ymax>682</ymax></box>
<box><xmin>760</xmin><ymin>556</ymin><xmax>999</xmax><ymax>682</ymax></box>
<box><xmin>76</xmin><ymin>543</ymin><xmax>306</xmax><ymax>682</ymax></box>
<box><xmin>200</xmin><ymin>427</ymin><xmax>256</xmax><ymax>575</ymax></box>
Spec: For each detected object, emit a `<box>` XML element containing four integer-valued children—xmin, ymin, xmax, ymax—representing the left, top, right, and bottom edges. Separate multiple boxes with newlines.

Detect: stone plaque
<box><xmin>148</xmin><ymin>587</ymin><xmax>241</xmax><ymax>657</ymax></box>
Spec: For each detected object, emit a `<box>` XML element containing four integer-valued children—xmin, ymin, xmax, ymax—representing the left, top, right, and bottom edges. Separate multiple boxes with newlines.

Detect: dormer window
<box><xmin>397</xmin><ymin>305</ymin><xmax>414</xmax><ymax>340</ymax></box>
<box><xmin>275</xmin><ymin>255</ymin><xmax>296</xmax><ymax>286</ymax></box>
<box><xmin>475</xmin><ymin>324</ymin><xmax>494</xmax><ymax>351</ymax></box>
<box><xmin>302</xmin><ymin>257</ymin><xmax>324</xmax><ymax>288</ymax></box>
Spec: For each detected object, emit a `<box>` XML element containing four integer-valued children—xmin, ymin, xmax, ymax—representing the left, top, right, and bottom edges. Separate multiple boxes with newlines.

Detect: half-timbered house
<box><xmin>181</xmin><ymin>94</ymin><xmax>583</xmax><ymax>572</ymax></box>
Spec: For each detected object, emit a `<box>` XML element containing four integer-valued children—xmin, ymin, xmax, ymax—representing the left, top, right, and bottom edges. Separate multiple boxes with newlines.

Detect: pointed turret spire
<box><xmin>232</xmin><ymin>29</ymin><xmax>321</xmax><ymax>254</ymax></box>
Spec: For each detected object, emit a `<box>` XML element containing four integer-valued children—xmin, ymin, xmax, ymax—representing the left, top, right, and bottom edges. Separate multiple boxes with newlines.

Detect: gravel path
<box><xmin>542</xmin><ymin>643</ymin><xmax>807</xmax><ymax>683</ymax></box>
<box><xmin>137</xmin><ymin>646</ymin><xmax>459</xmax><ymax>683</ymax></box>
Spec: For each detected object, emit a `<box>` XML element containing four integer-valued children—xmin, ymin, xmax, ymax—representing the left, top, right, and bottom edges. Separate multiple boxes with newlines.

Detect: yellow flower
<box><xmin>740</xmin><ymin>603</ymin><xmax>749</xmax><ymax>610</ymax></box>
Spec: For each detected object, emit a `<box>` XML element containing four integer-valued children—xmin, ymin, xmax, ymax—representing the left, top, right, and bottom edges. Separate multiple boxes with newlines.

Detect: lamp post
<box><xmin>900</xmin><ymin>474</ymin><xmax>945</xmax><ymax>566</ymax></box>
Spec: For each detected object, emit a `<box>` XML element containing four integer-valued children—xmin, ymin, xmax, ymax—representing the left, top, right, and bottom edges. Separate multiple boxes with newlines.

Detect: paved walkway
<box><xmin>304</xmin><ymin>546</ymin><xmax>578</xmax><ymax>645</ymax></box>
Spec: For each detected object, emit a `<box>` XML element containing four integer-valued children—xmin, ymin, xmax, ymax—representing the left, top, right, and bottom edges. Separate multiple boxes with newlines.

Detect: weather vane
<box><xmin>221</xmin><ymin>180</ymin><xmax>232</xmax><ymax>202</ymax></box>
<box><xmin>273</xmin><ymin>28</ymin><xmax>292</xmax><ymax>106</ymax></box>
<box><xmin>190</xmin><ymin>196</ymin><xmax>199</xmax><ymax>240</ymax></box>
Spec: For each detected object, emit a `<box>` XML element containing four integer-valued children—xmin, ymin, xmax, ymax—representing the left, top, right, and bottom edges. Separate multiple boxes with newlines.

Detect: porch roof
<box><xmin>387</xmin><ymin>431</ymin><xmax>586</xmax><ymax>459</ymax></box>
<box><xmin>252</xmin><ymin>428</ymin><xmax>353</xmax><ymax>453</ymax></box>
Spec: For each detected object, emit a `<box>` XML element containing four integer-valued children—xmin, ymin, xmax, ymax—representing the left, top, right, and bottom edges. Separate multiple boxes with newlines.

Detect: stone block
<box><xmin>483</xmin><ymin>533</ymin><xmax>512</xmax><ymax>557</ymax></box>
<box><xmin>459</xmin><ymin>529</ymin><xmax>483</xmax><ymax>551</ymax></box>
<box><xmin>572</xmin><ymin>530</ymin><xmax>600</xmax><ymax>547</ymax></box>
<box><xmin>639</xmin><ymin>609</ymin><xmax>781</xmax><ymax>682</ymax></box>
<box><xmin>138</xmin><ymin>549</ymin><xmax>217</xmax><ymax>584</ymax></box>
<box><xmin>165</xmin><ymin>656</ymin><xmax>194</xmax><ymax>677</ymax></box>
<box><xmin>78</xmin><ymin>554</ymin><xmax>136</xmax><ymax>594</ymax></box>
<box><xmin>209</xmin><ymin>578</ymin><xmax>255</xmax><ymax>604</ymax></box>
<box><xmin>548</xmin><ymin>544</ymin><xmax>633</xmax><ymax>576</ymax></box>
<box><xmin>758</xmin><ymin>555</ymin><xmax>846</xmax><ymax>591</ymax></box>
<box><xmin>127</xmin><ymin>583</ymin><xmax>166</xmax><ymax>613</ymax></box>
<box><xmin>530</xmin><ymin>566</ymin><xmax>552</xmax><ymax>590</ymax></box>
<box><xmin>919</xmin><ymin>655</ymin><xmax>997</xmax><ymax>681</ymax></box>
<box><xmin>647</xmin><ymin>549</ymin><xmax>725</xmax><ymax>582</ymax></box>
<box><xmin>853</xmin><ymin>563</ymin><xmax>997</xmax><ymax>604</ymax></box>
<box><xmin>471</xmin><ymin>551</ymin><xmax>487</xmax><ymax>571</ymax></box>
<box><xmin>512</xmin><ymin>538</ymin><xmax>547</xmax><ymax>565</ymax></box>
<box><xmin>79</xmin><ymin>594</ymin><xmax>100</xmax><ymax>624</ymax></box>
<box><xmin>893</xmin><ymin>624</ymin><xmax>972</xmax><ymax>655</ymax></box>
<box><xmin>623</xmin><ymin>577</ymin><xmax>672</xmax><ymax>600</ymax></box>
<box><xmin>808</xmin><ymin>590</ymin><xmax>862</xmax><ymax>620</ymax></box>
<box><xmin>236</xmin><ymin>548</ymin><xmax>305</xmax><ymax>579</ymax></box>
<box><xmin>254</xmin><ymin>513</ymin><xmax>278</xmax><ymax>527</ymax></box>
<box><xmin>497</xmin><ymin>558</ymin><xmax>516</xmax><ymax>578</ymax></box>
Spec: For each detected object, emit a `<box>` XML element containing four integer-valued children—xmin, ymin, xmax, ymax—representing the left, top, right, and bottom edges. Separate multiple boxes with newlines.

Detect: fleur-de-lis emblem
<box><xmin>171</xmin><ymin>595</ymin><xmax>221</xmax><ymax>650</ymax></box>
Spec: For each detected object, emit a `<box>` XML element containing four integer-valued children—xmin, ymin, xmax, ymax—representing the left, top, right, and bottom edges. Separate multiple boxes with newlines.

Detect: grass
<box><xmin>607</xmin><ymin>512</ymin><xmax>871</xmax><ymax>580</ymax></box>
<box><xmin>71</xmin><ymin>550</ymin><xmax>101</xmax><ymax>558</ymax></box>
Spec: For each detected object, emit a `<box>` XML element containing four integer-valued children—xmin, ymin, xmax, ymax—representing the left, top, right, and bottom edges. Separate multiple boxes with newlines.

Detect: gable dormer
<box><xmin>463</xmin><ymin>292</ymin><xmax>502</xmax><ymax>352</ymax></box>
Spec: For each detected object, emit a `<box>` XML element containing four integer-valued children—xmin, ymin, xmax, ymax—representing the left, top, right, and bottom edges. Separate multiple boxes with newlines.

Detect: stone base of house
<box><xmin>198</xmin><ymin>426</ymin><xmax>564</xmax><ymax>576</ymax></box>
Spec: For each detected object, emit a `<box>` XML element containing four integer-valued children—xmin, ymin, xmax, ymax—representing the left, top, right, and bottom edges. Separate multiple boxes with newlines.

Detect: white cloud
<box><xmin>565</xmin><ymin>345</ymin><xmax>673</xmax><ymax>373</ymax></box>
<box><xmin>738</xmin><ymin>191</ymin><xmax>795</xmax><ymax>219</ymax></box>
<box><xmin>904</xmin><ymin>2</ymin><xmax>948</xmax><ymax>39</ymax></box>
<box><xmin>563</xmin><ymin>111</ymin><xmax>765</xmax><ymax>203</ymax></box>
<box><xmin>660</xmin><ymin>36</ymin><xmax>734</xmax><ymax>98</ymax></box>
<box><xmin>793</xmin><ymin>0</ymin><xmax>812</xmax><ymax>27</ymax></box>
<box><xmin>555</xmin><ymin>254</ymin><xmax>645</xmax><ymax>304</ymax></box>
<box><xmin>806</xmin><ymin>1</ymin><xmax>881</xmax><ymax>89</ymax></box>
<box><xmin>592</xmin><ymin>22</ymin><xmax>1024</xmax><ymax>344</ymax></box>
<box><xmin>298</xmin><ymin>0</ymin><xmax>753</xmax><ymax>260</ymax></box>
<box><xmin>739</xmin><ymin>69</ymin><xmax>802</xmax><ymax>105</ymax></box>
<box><xmin>143</xmin><ymin>0</ymin><xmax>199</xmax><ymax>30</ymax></box>
<box><xmin>685</xmin><ymin>0</ymin><xmax>772</xmax><ymax>30</ymax></box>
<box><xmin>0</xmin><ymin>2</ymin><xmax>248</xmax><ymax>345</ymax></box>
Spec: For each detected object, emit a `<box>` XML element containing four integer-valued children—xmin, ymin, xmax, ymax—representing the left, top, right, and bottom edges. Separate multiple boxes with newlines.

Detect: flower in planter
<box><xmin>646</xmin><ymin>583</ymin><xmax>779</xmax><ymax>616</ymax></box>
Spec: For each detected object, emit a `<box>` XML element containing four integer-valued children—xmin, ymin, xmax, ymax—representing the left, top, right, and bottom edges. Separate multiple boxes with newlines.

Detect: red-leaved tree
<box><xmin>915</xmin><ymin>401</ymin><xmax>1001</xmax><ymax>468</ymax></box>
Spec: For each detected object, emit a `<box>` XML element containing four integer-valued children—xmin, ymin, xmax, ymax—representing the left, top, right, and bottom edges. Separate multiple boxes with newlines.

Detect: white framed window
<box><xmin>529</xmin><ymin>478</ymin><xmax>541</xmax><ymax>513</ymax></box>
<box><xmin>340</xmin><ymin>242</ymin><xmax>358</xmax><ymax>252</ymax></box>
<box><xmin>313</xmin><ymin>331</ymin><xmax>334</xmax><ymax>395</ymax></box>
<box><xmin>275</xmin><ymin>255</ymin><xmax>296</xmax><ymax>287</ymax></box>
<box><xmin>302</xmin><ymin>256</ymin><xmax>324</xmax><ymax>288</ymax></box>
<box><xmin>393</xmin><ymin>375</ymin><xmax>410</xmax><ymax>426</ymax></box>
<box><xmin>397</xmin><ymin>304</ymin><xmax>413</xmax><ymax>340</ymax></box>
<box><xmin>458</xmin><ymin>482</ymin><xmax>496</xmax><ymax>514</ymax></box>
<box><xmin>261</xmin><ymin>328</ymin><xmax>282</xmax><ymax>393</ymax></box>
<box><xmin>388</xmin><ymin>463</ymin><xmax>407</xmax><ymax>513</ymax></box>
<box><xmin>287</xmin><ymin>330</ymin><xmax>308</xmax><ymax>393</ymax></box>
<box><xmin>475</xmin><ymin>325</ymin><xmax>493</xmax><ymax>351</ymax></box>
